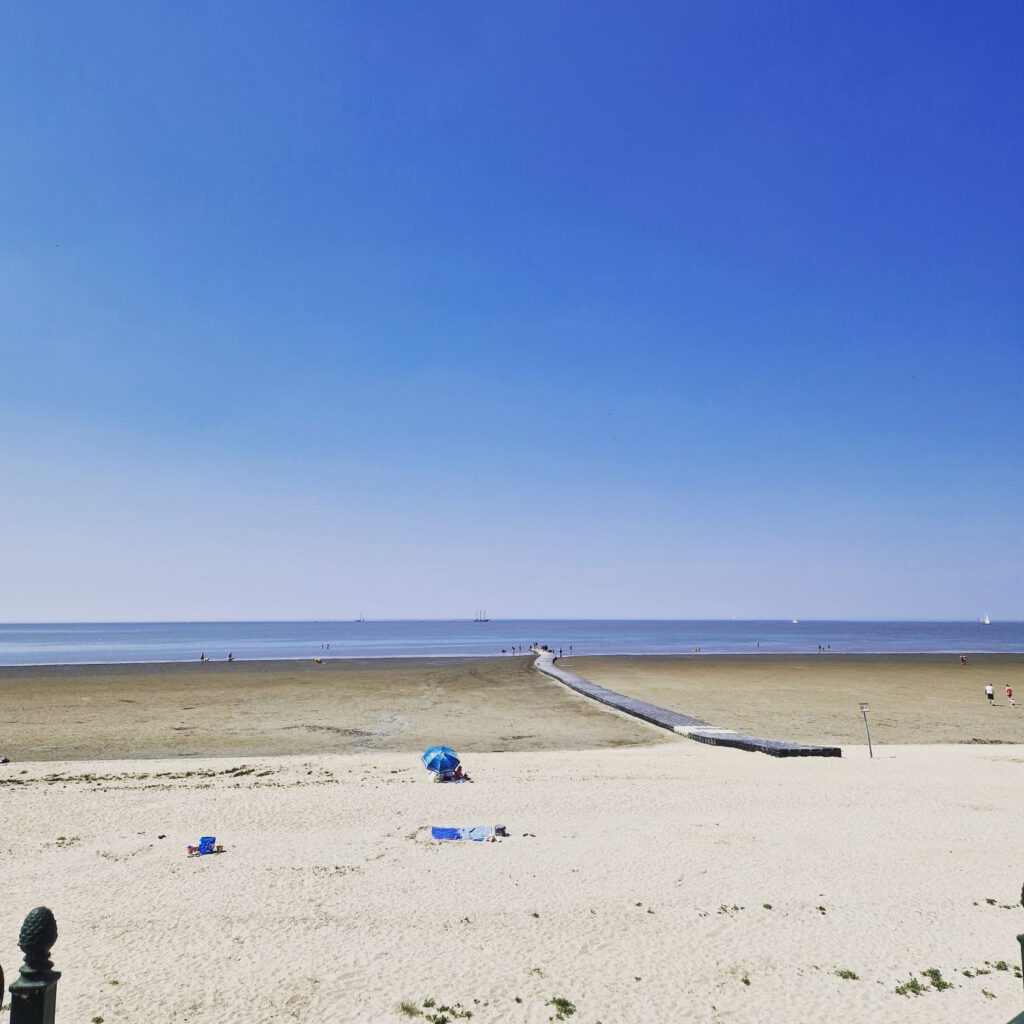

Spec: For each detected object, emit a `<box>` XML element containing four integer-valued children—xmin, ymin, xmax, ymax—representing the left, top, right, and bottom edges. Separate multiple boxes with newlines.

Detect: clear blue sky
<box><xmin>1</xmin><ymin>2</ymin><xmax>1020</xmax><ymax>621</ymax></box>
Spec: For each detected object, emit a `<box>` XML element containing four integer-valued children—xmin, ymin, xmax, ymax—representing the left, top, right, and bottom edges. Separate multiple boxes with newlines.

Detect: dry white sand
<box><xmin>2</xmin><ymin>741</ymin><xmax>1022</xmax><ymax>1023</ymax></box>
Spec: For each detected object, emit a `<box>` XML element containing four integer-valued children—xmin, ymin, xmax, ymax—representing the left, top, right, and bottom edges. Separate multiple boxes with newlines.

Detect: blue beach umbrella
<box><xmin>422</xmin><ymin>745</ymin><xmax>461</xmax><ymax>774</ymax></box>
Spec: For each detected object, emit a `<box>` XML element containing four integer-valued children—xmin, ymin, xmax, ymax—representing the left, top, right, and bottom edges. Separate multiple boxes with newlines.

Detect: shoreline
<box><xmin>2</xmin><ymin>650</ymin><xmax>1022</xmax><ymax>671</ymax></box>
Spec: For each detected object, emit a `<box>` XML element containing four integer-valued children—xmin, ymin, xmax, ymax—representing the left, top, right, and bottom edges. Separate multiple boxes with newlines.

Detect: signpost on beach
<box><xmin>859</xmin><ymin>703</ymin><xmax>873</xmax><ymax>758</ymax></box>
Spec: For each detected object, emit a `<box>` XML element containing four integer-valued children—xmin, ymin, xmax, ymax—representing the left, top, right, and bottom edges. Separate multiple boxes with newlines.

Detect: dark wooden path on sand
<box><xmin>533</xmin><ymin>650</ymin><xmax>841</xmax><ymax>758</ymax></box>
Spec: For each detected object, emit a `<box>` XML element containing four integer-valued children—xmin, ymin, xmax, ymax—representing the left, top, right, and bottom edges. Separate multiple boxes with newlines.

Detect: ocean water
<box><xmin>0</xmin><ymin>619</ymin><xmax>1021</xmax><ymax>666</ymax></box>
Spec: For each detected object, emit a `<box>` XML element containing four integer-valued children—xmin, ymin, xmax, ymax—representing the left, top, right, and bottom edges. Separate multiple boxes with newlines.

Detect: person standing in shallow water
<box><xmin>985</xmin><ymin>683</ymin><xmax>994</xmax><ymax>706</ymax></box>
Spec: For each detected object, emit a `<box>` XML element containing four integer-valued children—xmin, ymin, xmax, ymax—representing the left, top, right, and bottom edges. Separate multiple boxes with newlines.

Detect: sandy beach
<box><xmin>2</xmin><ymin>655</ymin><xmax>1022</xmax><ymax>1023</ymax></box>
<box><xmin>4</xmin><ymin>653</ymin><xmax>1021</xmax><ymax>763</ymax></box>
<box><xmin>569</xmin><ymin>654</ymin><xmax>1024</xmax><ymax>746</ymax></box>
<box><xmin>1</xmin><ymin>743</ymin><xmax>1022</xmax><ymax>1024</ymax></box>
<box><xmin>0</xmin><ymin>657</ymin><xmax>664</xmax><ymax>762</ymax></box>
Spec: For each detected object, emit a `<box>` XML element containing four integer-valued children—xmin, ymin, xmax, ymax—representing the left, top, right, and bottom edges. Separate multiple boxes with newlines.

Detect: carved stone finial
<box><xmin>18</xmin><ymin>907</ymin><xmax>58</xmax><ymax>975</ymax></box>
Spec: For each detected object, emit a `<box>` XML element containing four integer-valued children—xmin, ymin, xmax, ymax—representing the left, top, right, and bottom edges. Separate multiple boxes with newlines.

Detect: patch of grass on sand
<box><xmin>546</xmin><ymin>995</ymin><xmax>577</xmax><ymax>1019</ymax></box>
<box><xmin>920</xmin><ymin>968</ymin><xmax>951</xmax><ymax>991</ymax></box>
<box><xmin>894</xmin><ymin>976</ymin><xmax>927</xmax><ymax>996</ymax></box>
<box><xmin>419</xmin><ymin>1000</ymin><xmax>472</xmax><ymax>1023</ymax></box>
<box><xmin>835</xmin><ymin>969</ymin><xmax>859</xmax><ymax>980</ymax></box>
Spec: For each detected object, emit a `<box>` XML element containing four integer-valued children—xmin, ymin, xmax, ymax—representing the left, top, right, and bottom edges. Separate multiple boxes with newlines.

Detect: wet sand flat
<box><xmin>0</xmin><ymin>656</ymin><xmax>664</xmax><ymax>761</ymax></box>
<box><xmin>567</xmin><ymin>653</ymin><xmax>1024</xmax><ymax>746</ymax></box>
<box><xmin>6</xmin><ymin>653</ymin><xmax>1022</xmax><ymax>762</ymax></box>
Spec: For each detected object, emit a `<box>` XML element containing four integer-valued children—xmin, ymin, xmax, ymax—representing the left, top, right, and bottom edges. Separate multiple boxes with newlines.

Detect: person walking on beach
<box><xmin>985</xmin><ymin>683</ymin><xmax>994</xmax><ymax>706</ymax></box>
<box><xmin>1006</xmin><ymin>684</ymin><xmax>1015</xmax><ymax>707</ymax></box>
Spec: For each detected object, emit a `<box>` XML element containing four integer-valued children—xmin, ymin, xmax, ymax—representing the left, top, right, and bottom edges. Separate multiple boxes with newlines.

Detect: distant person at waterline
<box><xmin>1006</xmin><ymin>684</ymin><xmax>1015</xmax><ymax>707</ymax></box>
<box><xmin>985</xmin><ymin>683</ymin><xmax>994</xmax><ymax>706</ymax></box>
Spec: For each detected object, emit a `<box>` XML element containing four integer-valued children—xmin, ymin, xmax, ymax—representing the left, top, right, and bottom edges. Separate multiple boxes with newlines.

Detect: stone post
<box><xmin>1010</xmin><ymin>883</ymin><xmax>1024</xmax><ymax>1022</ymax></box>
<box><xmin>1019</xmin><ymin>882</ymin><xmax>1024</xmax><ymax>1002</ymax></box>
<box><xmin>1018</xmin><ymin>928</ymin><xmax>1024</xmax><ymax>1001</ymax></box>
<box><xmin>8</xmin><ymin>907</ymin><xmax>60</xmax><ymax>1024</ymax></box>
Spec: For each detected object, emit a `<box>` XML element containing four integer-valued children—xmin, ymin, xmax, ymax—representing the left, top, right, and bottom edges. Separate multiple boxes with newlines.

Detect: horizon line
<box><xmin>0</xmin><ymin>617</ymin><xmax>1017</xmax><ymax>626</ymax></box>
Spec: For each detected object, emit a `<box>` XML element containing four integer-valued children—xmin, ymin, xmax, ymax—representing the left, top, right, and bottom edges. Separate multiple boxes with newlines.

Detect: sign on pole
<box><xmin>859</xmin><ymin>703</ymin><xmax>873</xmax><ymax>758</ymax></box>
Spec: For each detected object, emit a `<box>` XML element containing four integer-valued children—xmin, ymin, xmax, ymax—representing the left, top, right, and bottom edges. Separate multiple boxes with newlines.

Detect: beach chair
<box><xmin>198</xmin><ymin>836</ymin><xmax>216</xmax><ymax>855</ymax></box>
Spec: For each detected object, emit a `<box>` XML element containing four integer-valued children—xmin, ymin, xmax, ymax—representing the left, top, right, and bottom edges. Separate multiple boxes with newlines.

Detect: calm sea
<box><xmin>0</xmin><ymin>620</ymin><xmax>1021</xmax><ymax>666</ymax></box>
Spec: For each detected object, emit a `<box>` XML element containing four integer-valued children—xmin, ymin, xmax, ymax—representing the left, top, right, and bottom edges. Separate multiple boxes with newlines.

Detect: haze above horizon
<box><xmin>1</xmin><ymin>3</ymin><xmax>1021</xmax><ymax>621</ymax></box>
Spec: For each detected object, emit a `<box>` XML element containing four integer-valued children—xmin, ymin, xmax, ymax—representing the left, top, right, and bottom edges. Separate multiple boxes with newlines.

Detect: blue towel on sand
<box><xmin>431</xmin><ymin>826</ymin><xmax>494</xmax><ymax>842</ymax></box>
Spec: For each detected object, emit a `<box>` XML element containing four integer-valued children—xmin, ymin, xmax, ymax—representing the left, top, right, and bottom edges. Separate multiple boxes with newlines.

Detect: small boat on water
<box><xmin>473</xmin><ymin>609</ymin><xmax>490</xmax><ymax>622</ymax></box>
<box><xmin>981</xmin><ymin>614</ymin><xmax>991</xmax><ymax>625</ymax></box>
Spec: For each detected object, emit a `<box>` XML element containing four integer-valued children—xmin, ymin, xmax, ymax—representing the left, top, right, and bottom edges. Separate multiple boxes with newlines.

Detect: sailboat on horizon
<box><xmin>473</xmin><ymin>609</ymin><xmax>490</xmax><ymax>622</ymax></box>
<box><xmin>981</xmin><ymin>613</ymin><xmax>991</xmax><ymax>625</ymax></box>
